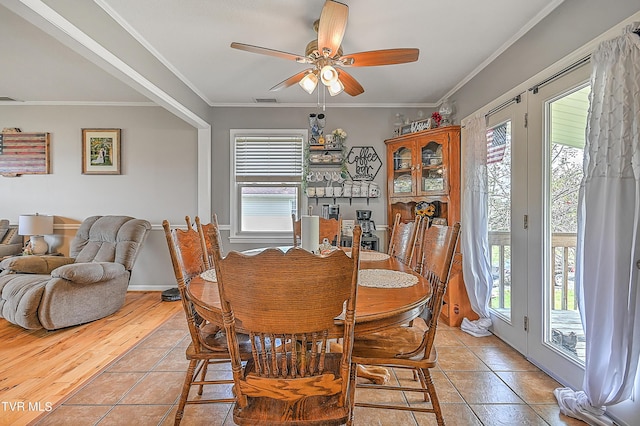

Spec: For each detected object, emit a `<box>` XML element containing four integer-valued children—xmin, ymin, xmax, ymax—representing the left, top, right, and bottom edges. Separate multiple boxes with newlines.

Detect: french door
<box><xmin>526</xmin><ymin>63</ymin><xmax>590</xmax><ymax>389</ymax></box>
<box><xmin>486</xmin><ymin>96</ymin><xmax>528</xmax><ymax>353</ymax></box>
<box><xmin>484</xmin><ymin>62</ymin><xmax>590</xmax><ymax>389</ymax></box>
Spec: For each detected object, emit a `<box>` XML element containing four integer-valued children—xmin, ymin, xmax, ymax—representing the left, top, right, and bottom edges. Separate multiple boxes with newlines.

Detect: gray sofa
<box><xmin>0</xmin><ymin>215</ymin><xmax>151</xmax><ymax>330</ymax></box>
<box><xmin>0</xmin><ymin>219</ymin><xmax>23</xmax><ymax>258</ymax></box>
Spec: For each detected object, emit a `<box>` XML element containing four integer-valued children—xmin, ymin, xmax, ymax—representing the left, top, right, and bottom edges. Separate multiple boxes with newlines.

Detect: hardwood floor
<box><xmin>0</xmin><ymin>291</ymin><xmax>182</xmax><ymax>426</ymax></box>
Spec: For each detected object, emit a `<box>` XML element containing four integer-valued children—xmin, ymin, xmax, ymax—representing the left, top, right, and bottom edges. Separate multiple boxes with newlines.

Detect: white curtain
<box><xmin>460</xmin><ymin>115</ymin><xmax>493</xmax><ymax>336</ymax></box>
<box><xmin>555</xmin><ymin>22</ymin><xmax>640</xmax><ymax>425</ymax></box>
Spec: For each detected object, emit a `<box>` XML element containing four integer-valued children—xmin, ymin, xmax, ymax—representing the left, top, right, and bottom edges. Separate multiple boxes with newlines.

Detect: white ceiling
<box><xmin>1</xmin><ymin>0</ymin><xmax>564</xmax><ymax>107</ymax></box>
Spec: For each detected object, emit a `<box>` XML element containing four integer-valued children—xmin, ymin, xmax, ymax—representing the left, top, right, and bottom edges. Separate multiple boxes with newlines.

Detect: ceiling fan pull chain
<box><xmin>322</xmin><ymin>87</ymin><xmax>326</xmax><ymax>111</ymax></box>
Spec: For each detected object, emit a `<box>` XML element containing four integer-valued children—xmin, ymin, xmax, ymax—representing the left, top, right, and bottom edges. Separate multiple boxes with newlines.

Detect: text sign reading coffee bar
<box><xmin>0</xmin><ymin>132</ymin><xmax>50</xmax><ymax>176</ymax></box>
<box><xmin>346</xmin><ymin>146</ymin><xmax>382</xmax><ymax>181</ymax></box>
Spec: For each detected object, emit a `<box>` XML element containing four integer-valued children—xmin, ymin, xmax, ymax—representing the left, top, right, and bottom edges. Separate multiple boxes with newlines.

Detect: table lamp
<box><xmin>18</xmin><ymin>213</ymin><xmax>54</xmax><ymax>255</ymax></box>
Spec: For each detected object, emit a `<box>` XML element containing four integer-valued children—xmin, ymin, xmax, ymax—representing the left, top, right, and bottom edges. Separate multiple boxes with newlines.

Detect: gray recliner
<box><xmin>0</xmin><ymin>215</ymin><xmax>151</xmax><ymax>330</ymax></box>
<box><xmin>0</xmin><ymin>219</ymin><xmax>23</xmax><ymax>258</ymax></box>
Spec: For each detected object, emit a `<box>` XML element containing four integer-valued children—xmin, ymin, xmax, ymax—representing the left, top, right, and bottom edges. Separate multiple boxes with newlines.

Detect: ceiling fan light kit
<box><xmin>230</xmin><ymin>0</ymin><xmax>419</xmax><ymax>99</ymax></box>
<box><xmin>320</xmin><ymin>65</ymin><xmax>339</xmax><ymax>86</ymax></box>
<box><xmin>299</xmin><ymin>72</ymin><xmax>319</xmax><ymax>94</ymax></box>
<box><xmin>327</xmin><ymin>79</ymin><xmax>344</xmax><ymax>96</ymax></box>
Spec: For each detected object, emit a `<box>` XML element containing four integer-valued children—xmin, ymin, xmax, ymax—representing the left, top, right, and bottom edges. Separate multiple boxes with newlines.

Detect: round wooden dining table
<box><xmin>187</xmin><ymin>248</ymin><xmax>432</xmax><ymax>336</ymax></box>
<box><xmin>186</xmin><ymin>248</ymin><xmax>431</xmax><ymax>384</ymax></box>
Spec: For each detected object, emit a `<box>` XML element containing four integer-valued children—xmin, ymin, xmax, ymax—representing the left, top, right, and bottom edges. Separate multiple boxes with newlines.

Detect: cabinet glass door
<box><xmin>391</xmin><ymin>145</ymin><xmax>414</xmax><ymax>195</ymax></box>
<box><xmin>419</xmin><ymin>140</ymin><xmax>446</xmax><ymax>194</ymax></box>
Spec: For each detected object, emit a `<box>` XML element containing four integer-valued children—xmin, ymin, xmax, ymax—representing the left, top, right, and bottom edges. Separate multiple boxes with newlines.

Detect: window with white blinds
<box><xmin>230</xmin><ymin>130</ymin><xmax>306</xmax><ymax>243</ymax></box>
<box><xmin>234</xmin><ymin>136</ymin><xmax>303</xmax><ymax>180</ymax></box>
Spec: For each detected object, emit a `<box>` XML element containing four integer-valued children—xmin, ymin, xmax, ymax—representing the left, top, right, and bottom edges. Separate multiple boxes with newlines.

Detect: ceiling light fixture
<box><xmin>298</xmin><ymin>71</ymin><xmax>319</xmax><ymax>94</ymax></box>
<box><xmin>320</xmin><ymin>65</ymin><xmax>339</xmax><ymax>86</ymax></box>
<box><xmin>327</xmin><ymin>79</ymin><xmax>344</xmax><ymax>96</ymax></box>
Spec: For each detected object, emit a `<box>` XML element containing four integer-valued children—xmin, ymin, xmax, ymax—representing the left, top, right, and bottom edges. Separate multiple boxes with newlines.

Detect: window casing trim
<box><xmin>229</xmin><ymin>129</ymin><xmax>307</xmax><ymax>244</ymax></box>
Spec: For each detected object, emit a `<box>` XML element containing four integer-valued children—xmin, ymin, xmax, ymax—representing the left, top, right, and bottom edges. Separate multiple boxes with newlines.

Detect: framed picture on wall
<box><xmin>82</xmin><ymin>128</ymin><xmax>121</xmax><ymax>175</ymax></box>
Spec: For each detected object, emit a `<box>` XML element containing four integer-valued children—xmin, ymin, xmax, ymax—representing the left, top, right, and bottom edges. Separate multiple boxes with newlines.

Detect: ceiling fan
<box><xmin>230</xmin><ymin>0</ymin><xmax>419</xmax><ymax>97</ymax></box>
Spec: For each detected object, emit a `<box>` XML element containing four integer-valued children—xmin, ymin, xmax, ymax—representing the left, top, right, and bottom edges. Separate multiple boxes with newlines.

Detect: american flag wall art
<box><xmin>0</xmin><ymin>132</ymin><xmax>50</xmax><ymax>175</ymax></box>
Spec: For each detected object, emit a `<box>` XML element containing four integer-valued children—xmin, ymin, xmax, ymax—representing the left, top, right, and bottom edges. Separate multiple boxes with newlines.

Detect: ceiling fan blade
<box><xmin>317</xmin><ymin>1</ymin><xmax>348</xmax><ymax>58</ymax></box>
<box><xmin>230</xmin><ymin>42</ymin><xmax>307</xmax><ymax>62</ymax></box>
<box><xmin>340</xmin><ymin>48</ymin><xmax>420</xmax><ymax>67</ymax></box>
<box><xmin>269</xmin><ymin>69</ymin><xmax>313</xmax><ymax>91</ymax></box>
<box><xmin>337</xmin><ymin>69</ymin><xmax>364</xmax><ymax>96</ymax></box>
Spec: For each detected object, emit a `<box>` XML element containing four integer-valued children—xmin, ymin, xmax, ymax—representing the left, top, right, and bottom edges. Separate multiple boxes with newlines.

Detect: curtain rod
<box><xmin>529</xmin><ymin>55</ymin><xmax>591</xmax><ymax>94</ymax></box>
<box><xmin>484</xmin><ymin>93</ymin><xmax>522</xmax><ymax>124</ymax></box>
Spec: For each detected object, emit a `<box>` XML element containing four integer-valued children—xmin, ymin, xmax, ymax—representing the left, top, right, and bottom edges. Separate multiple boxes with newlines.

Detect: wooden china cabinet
<box><xmin>385</xmin><ymin>125</ymin><xmax>477</xmax><ymax>327</ymax></box>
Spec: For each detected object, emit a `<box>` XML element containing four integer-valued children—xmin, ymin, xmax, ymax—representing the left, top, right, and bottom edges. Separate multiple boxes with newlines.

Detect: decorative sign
<box><xmin>0</xmin><ymin>132</ymin><xmax>50</xmax><ymax>176</ymax></box>
<box><xmin>400</xmin><ymin>118</ymin><xmax>435</xmax><ymax>135</ymax></box>
<box><xmin>346</xmin><ymin>146</ymin><xmax>381</xmax><ymax>181</ymax></box>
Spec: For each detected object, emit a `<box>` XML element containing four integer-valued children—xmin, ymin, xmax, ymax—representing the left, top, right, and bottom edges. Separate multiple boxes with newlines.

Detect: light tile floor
<box><xmin>34</xmin><ymin>313</ymin><xmax>587</xmax><ymax>426</ymax></box>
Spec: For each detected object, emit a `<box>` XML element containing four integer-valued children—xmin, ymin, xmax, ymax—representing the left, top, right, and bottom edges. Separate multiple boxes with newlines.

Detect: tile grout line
<box><xmin>34</xmin><ymin>312</ymin><xmax>188</xmax><ymax>425</ymax></box>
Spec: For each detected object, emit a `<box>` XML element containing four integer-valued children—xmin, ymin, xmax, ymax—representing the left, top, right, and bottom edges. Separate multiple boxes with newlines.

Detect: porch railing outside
<box><xmin>488</xmin><ymin>231</ymin><xmax>577</xmax><ymax>312</ymax></box>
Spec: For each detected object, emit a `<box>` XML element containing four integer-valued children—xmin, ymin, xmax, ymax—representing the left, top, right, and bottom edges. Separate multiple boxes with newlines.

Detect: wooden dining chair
<box><xmin>188</xmin><ymin>214</ymin><xmax>220</xmax><ymax>269</ymax></box>
<box><xmin>210</xmin><ymin>223</ymin><xmax>362</xmax><ymax>426</ymax></box>
<box><xmin>387</xmin><ymin>213</ymin><xmax>422</xmax><ymax>265</ymax></box>
<box><xmin>409</xmin><ymin>214</ymin><xmax>430</xmax><ymax>274</ymax></box>
<box><xmin>350</xmin><ymin>223</ymin><xmax>461</xmax><ymax>426</ymax></box>
<box><xmin>163</xmin><ymin>219</ymin><xmax>251</xmax><ymax>425</ymax></box>
<box><xmin>291</xmin><ymin>213</ymin><xmax>342</xmax><ymax>247</ymax></box>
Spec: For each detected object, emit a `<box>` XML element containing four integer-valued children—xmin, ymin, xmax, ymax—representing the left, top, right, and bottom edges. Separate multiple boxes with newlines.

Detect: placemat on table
<box><xmin>347</xmin><ymin>251</ymin><xmax>390</xmax><ymax>261</ymax></box>
<box><xmin>358</xmin><ymin>269</ymin><xmax>418</xmax><ymax>288</ymax></box>
<box><xmin>200</xmin><ymin>269</ymin><xmax>217</xmax><ymax>282</ymax></box>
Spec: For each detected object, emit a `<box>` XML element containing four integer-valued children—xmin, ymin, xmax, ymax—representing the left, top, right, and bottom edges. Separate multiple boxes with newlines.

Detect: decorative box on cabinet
<box><xmin>385</xmin><ymin>126</ymin><xmax>478</xmax><ymax>327</ymax></box>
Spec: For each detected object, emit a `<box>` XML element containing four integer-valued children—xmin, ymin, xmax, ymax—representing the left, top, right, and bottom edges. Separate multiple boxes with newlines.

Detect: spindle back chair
<box><xmin>210</xmin><ymin>225</ymin><xmax>362</xmax><ymax>425</ymax></box>
<box><xmin>351</xmin><ymin>223</ymin><xmax>461</xmax><ymax>425</ymax></box>
<box><xmin>163</xmin><ymin>219</ymin><xmax>250</xmax><ymax>425</ymax></box>
<box><xmin>387</xmin><ymin>213</ymin><xmax>421</xmax><ymax>265</ymax></box>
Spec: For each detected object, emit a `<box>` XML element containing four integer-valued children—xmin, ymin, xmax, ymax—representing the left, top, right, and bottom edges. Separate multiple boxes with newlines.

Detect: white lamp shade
<box><xmin>18</xmin><ymin>214</ymin><xmax>54</xmax><ymax>236</ymax></box>
<box><xmin>320</xmin><ymin>65</ymin><xmax>339</xmax><ymax>86</ymax></box>
<box><xmin>327</xmin><ymin>79</ymin><xmax>344</xmax><ymax>96</ymax></box>
<box><xmin>299</xmin><ymin>72</ymin><xmax>318</xmax><ymax>94</ymax></box>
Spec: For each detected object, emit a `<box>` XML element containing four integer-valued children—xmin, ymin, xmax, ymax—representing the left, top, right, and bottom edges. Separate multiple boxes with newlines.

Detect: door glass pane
<box><xmin>487</xmin><ymin>121</ymin><xmax>512</xmax><ymax>320</ymax></box>
<box><xmin>546</xmin><ymin>85</ymin><xmax>589</xmax><ymax>364</ymax></box>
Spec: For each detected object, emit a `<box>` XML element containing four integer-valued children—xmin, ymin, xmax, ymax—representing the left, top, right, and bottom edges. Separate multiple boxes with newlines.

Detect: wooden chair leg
<box><xmin>415</xmin><ymin>367</ymin><xmax>430</xmax><ymax>402</ymax></box>
<box><xmin>198</xmin><ymin>359</ymin><xmax>208</xmax><ymax>395</ymax></box>
<box><xmin>420</xmin><ymin>368</ymin><xmax>443</xmax><ymax>425</ymax></box>
<box><xmin>175</xmin><ymin>359</ymin><xmax>198</xmax><ymax>426</ymax></box>
<box><xmin>347</xmin><ymin>364</ymin><xmax>357</xmax><ymax>426</ymax></box>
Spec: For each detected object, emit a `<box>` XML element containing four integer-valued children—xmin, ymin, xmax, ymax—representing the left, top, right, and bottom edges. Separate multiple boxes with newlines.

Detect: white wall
<box><xmin>0</xmin><ymin>105</ymin><xmax>198</xmax><ymax>289</ymax></box>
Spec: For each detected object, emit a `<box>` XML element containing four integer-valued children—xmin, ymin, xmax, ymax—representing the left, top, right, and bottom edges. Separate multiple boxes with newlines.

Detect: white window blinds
<box><xmin>234</xmin><ymin>136</ymin><xmax>303</xmax><ymax>179</ymax></box>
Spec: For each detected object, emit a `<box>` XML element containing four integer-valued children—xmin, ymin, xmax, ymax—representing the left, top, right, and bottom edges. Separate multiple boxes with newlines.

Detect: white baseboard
<box><xmin>128</xmin><ymin>284</ymin><xmax>176</xmax><ymax>292</ymax></box>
